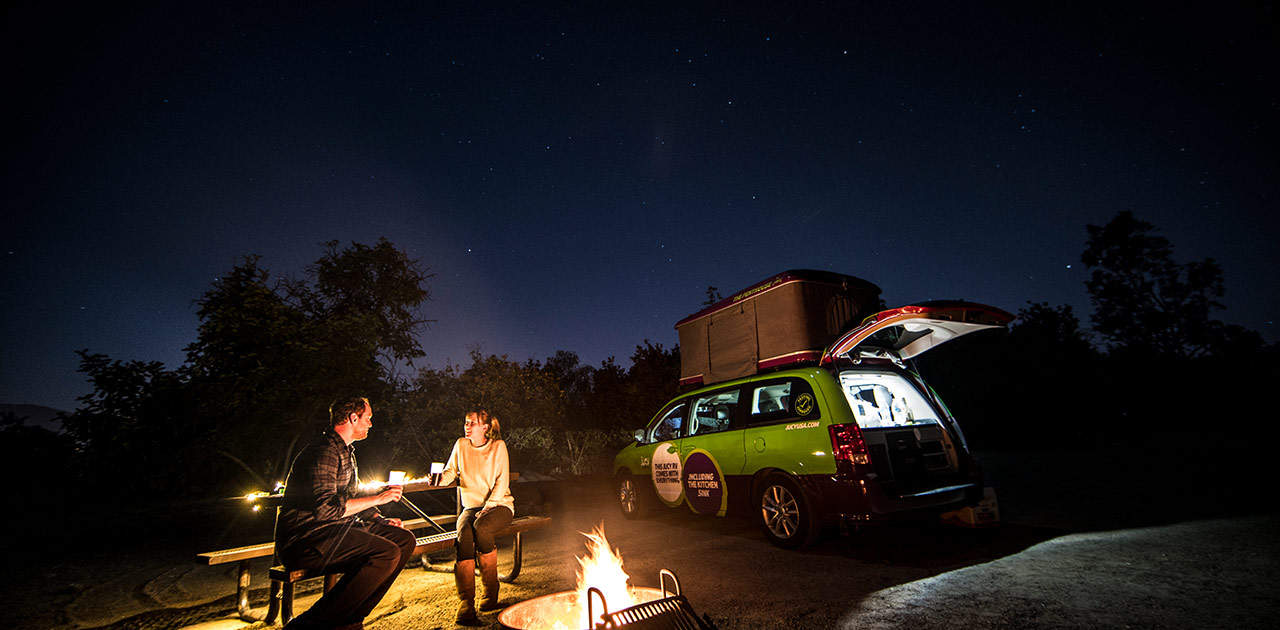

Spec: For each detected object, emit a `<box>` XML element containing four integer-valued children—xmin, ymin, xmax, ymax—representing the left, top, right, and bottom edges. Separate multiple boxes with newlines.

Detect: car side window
<box><xmin>648</xmin><ymin>402</ymin><xmax>687</xmax><ymax>442</ymax></box>
<box><xmin>688</xmin><ymin>388</ymin><xmax>740</xmax><ymax>436</ymax></box>
<box><xmin>747</xmin><ymin>378</ymin><xmax>819</xmax><ymax>426</ymax></box>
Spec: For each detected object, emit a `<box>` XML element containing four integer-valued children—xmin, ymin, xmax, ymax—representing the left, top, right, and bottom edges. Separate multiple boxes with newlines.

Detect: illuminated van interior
<box><xmin>838</xmin><ymin>372</ymin><xmax>939</xmax><ymax>428</ymax></box>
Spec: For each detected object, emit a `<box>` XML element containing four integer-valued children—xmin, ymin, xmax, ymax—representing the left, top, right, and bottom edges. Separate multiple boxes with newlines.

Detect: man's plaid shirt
<box><xmin>275</xmin><ymin>430</ymin><xmax>381</xmax><ymax>551</ymax></box>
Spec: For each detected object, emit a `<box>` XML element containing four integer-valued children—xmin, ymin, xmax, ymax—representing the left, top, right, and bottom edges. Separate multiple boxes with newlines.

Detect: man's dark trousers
<box><xmin>280</xmin><ymin>521</ymin><xmax>417</xmax><ymax>629</ymax></box>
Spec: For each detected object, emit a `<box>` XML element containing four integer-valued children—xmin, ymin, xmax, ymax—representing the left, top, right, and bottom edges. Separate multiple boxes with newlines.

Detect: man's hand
<box><xmin>383</xmin><ymin>517</ymin><xmax>404</xmax><ymax>528</ymax></box>
<box><xmin>343</xmin><ymin>485</ymin><xmax>404</xmax><ymax>518</ymax></box>
<box><xmin>377</xmin><ymin>484</ymin><xmax>404</xmax><ymax>505</ymax></box>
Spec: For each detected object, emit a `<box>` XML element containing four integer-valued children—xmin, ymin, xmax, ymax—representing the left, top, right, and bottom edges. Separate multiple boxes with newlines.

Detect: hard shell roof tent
<box><xmin>676</xmin><ymin>270</ymin><xmax>882</xmax><ymax>387</ymax></box>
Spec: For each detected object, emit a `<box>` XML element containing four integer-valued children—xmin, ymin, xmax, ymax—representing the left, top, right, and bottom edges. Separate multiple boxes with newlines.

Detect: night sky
<box><xmin>4</xmin><ymin>2</ymin><xmax>1276</xmax><ymax>411</ymax></box>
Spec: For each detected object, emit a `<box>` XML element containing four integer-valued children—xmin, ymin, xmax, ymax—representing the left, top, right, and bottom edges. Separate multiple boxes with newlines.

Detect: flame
<box><xmin>574</xmin><ymin>524</ymin><xmax>636</xmax><ymax>628</ymax></box>
<box><xmin>358</xmin><ymin>475</ymin><xmax>432</xmax><ymax>491</ymax></box>
<box><xmin>500</xmin><ymin>523</ymin><xmax>652</xmax><ymax>630</ymax></box>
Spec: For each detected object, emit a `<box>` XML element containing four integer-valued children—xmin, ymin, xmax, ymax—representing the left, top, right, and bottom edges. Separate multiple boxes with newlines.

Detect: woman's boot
<box><xmin>454</xmin><ymin>559</ymin><xmax>478</xmax><ymax>624</ymax></box>
<box><xmin>478</xmin><ymin>550</ymin><xmax>500</xmax><ymax>611</ymax></box>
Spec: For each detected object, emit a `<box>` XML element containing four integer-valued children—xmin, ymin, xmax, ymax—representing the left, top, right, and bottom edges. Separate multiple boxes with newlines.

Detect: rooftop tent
<box><xmin>676</xmin><ymin>270</ymin><xmax>882</xmax><ymax>387</ymax></box>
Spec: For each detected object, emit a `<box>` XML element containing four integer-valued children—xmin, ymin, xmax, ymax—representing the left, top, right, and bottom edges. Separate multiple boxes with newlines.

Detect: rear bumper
<box><xmin>800</xmin><ymin>474</ymin><xmax>982</xmax><ymax>523</ymax></box>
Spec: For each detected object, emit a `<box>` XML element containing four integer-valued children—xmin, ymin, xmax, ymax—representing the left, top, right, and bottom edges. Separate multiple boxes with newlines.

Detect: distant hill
<box><xmin>0</xmin><ymin>404</ymin><xmax>68</xmax><ymax>433</ymax></box>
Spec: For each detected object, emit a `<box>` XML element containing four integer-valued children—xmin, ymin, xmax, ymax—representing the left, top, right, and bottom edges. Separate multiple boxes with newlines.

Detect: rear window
<box><xmin>838</xmin><ymin>371</ymin><xmax>939</xmax><ymax>428</ymax></box>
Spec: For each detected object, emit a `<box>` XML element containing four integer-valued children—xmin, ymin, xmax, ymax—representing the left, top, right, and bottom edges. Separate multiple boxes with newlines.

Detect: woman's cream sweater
<box><xmin>439</xmin><ymin>438</ymin><xmax>514</xmax><ymax>513</ymax></box>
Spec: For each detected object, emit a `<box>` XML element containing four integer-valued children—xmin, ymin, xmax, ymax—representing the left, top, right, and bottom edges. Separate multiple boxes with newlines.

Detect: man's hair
<box><xmin>467</xmin><ymin>409</ymin><xmax>502</xmax><ymax>441</ymax></box>
<box><xmin>330</xmin><ymin>396</ymin><xmax>370</xmax><ymax>426</ymax></box>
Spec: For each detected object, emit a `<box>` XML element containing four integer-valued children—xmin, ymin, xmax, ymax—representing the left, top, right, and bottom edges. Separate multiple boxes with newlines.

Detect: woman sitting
<box><xmin>438</xmin><ymin>409</ymin><xmax>514</xmax><ymax>623</ymax></box>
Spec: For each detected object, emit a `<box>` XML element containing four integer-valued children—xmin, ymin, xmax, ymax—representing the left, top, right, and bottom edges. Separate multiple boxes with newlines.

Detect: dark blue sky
<box><xmin>4</xmin><ymin>2</ymin><xmax>1276</xmax><ymax>411</ymax></box>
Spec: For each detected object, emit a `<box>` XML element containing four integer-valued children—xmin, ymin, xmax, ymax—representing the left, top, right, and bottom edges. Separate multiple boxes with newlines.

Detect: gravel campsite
<box><xmin>5</xmin><ymin>433</ymin><xmax>1277</xmax><ymax>630</ymax></box>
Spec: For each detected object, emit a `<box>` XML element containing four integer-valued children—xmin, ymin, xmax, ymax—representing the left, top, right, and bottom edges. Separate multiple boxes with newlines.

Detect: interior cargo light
<box><xmin>828</xmin><ymin>423</ymin><xmax>870</xmax><ymax>474</ymax></box>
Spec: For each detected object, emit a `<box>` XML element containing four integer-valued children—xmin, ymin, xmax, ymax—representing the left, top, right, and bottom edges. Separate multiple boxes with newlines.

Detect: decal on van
<box><xmin>682</xmin><ymin>449</ymin><xmax>727</xmax><ymax>517</ymax></box>
<box><xmin>794</xmin><ymin>392</ymin><xmax>815</xmax><ymax>416</ymax></box>
<box><xmin>785</xmin><ymin>421</ymin><xmax>820</xmax><ymax>430</ymax></box>
<box><xmin>651</xmin><ymin>442</ymin><xmax>684</xmax><ymax>505</ymax></box>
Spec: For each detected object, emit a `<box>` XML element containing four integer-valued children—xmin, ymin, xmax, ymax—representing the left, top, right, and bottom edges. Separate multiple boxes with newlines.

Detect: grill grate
<box><xmin>589</xmin><ymin>569</ymin><xmax>714</xmax><ymax>630</ymax></box>
<box><xmin>597</xmin><ymin>594</ymin><xmax>711</xmax><ymax>629</ymax></box>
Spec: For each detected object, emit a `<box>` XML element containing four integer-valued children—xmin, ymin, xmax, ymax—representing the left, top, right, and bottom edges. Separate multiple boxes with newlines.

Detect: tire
<box><xmin>755</xmin><ymin>475</ymin><xmax>819</xmax><ymax>549</ymax></box>
<box><xmin>617</xmin><ymin>475</ymin><xmax>648</xmax><ymax>519</ymax></box>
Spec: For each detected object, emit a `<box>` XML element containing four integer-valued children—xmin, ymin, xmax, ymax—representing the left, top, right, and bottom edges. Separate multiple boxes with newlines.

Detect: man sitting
<box><xmin>275</xmin><ymin>396</ymin><xmax>416</xmax><ymax>630</ymax></box>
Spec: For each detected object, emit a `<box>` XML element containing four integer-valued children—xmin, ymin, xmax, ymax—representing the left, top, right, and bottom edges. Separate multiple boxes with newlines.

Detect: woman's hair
<box><xmin>467</xmin><ymin>409</ymin><xmax>502</xmax><ymax>441</ymax></box>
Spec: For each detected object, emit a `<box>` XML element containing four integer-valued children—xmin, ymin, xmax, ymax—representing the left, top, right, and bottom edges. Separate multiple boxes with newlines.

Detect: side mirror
<box><xmin>633</xmin><ymin>429</ymin><xmax>646</xmax><ymax>443</ymax></box>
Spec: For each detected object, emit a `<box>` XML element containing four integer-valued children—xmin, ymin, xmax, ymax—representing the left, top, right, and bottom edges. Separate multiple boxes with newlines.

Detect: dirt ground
<box><xmin>5</xmin><ymin>434</ymin><xmax>1278</xmax><ymax>629</ymax></box>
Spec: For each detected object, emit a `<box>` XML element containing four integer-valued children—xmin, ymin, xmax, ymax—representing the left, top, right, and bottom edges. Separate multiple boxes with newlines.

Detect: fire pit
<box><xmin>497</xmin><ymin>526</ymin><xmax>713</xmax><ymax>630</ymax></box>
<box><xmin>499</xmin><ymin>570</ymin><xmax>710</xmax><ymax>630</ymax></box>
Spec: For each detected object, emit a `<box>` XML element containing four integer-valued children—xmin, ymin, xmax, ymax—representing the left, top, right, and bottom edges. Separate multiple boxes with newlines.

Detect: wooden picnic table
<box><xmin>197</xmin><ymin>475</ymin><xmax>552</xmax><ymax>625</ymax></box>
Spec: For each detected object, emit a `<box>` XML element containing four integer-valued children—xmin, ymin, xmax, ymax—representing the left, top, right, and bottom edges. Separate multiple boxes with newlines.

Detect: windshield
<box><xmin>838</xmin><ymin>371</ymin><xmax>939</xmax><ymax>428</ymax></box>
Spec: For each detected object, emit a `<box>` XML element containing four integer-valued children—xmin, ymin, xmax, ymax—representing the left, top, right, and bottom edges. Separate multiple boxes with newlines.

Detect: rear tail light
<box><xmin>829</xmin><ymin>423</ymin><xmax>870</xmax><ymax>474</ymax></box>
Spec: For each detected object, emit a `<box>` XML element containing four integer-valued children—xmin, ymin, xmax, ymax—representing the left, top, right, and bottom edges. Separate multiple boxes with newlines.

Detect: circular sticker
<box><xmin>795</xmin><ymin>392</ymin><xmax>815</xmax><ymax>416</ymax></box>
<box><xmin>682</xmin><ymin>450</ymin><xmax>726</xmax><ymax>516</ymax></box>
<box><xmin>650</xmin><ymin>442</ymin><xmax>684</xmax><ymax>505</ymax></box>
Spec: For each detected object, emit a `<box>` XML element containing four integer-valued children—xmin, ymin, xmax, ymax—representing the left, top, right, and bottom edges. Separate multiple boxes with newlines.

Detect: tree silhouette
<box><xmin>1082</xmin><ymin>211</ymin><xmax>1232</xmax><ymax>359</ymax></box>
<box><xmin>67</xmin><ymin>239</ymin><xmax>434</xmax><ymax>497</ymax></box>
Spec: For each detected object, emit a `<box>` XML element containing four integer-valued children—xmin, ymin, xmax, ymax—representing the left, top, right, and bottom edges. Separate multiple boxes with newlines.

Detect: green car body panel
<box><xmin>613</xmin><ymin>301</ymin><xmax>1013</xmax><ymax>544</ymax></box>
<box><xmin>614</xmin><ymin>367</ymin><xmax>850</xmax><ymax>517</ymax></box>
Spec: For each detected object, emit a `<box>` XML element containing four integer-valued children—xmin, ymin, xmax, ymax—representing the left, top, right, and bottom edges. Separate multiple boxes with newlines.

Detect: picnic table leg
<box><xmin>498</xmin><ymin>532</ymin><xmax>523</xmax><ymax>583</ymax></box>
<box><xmin>421</xmin><ymin>553</ymin><xmax>455</xmax><ymax>573</ymax></box>
<box><xmin>234</xmin><ymin>560</ymin><xmax>261</xmax><ymax>623</ymax></box>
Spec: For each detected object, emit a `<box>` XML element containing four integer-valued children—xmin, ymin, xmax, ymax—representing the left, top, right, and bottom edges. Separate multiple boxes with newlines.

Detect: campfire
<box><xmin>498</xmin><ymin>524</ymin><xmax>680</xmax><ymax>630</ymax></box>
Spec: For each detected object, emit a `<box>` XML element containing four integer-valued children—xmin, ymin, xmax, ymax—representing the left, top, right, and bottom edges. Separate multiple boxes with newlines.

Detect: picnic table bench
<box><xmin>197</xmin><ymin>476</ymin><xmax>551</xmax><ymax>625</ymax></box>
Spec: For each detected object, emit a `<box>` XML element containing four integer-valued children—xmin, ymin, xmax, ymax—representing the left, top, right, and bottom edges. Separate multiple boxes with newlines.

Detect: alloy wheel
<box><xmin>761</xmin><ymin>483</ymin><xmax>800</xmax><ymax>539</ymax></box>
<box><xmin>618</xmin><ymin>478</ymin><xmax>637</xmax><ymax>515</ymax></box>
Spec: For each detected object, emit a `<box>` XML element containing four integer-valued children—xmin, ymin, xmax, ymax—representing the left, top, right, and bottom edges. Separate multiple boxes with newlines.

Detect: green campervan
<box><xmin>612</xmin><ymin>270</ymin><xmax>1011</xmax><ymax>548</ymax></box>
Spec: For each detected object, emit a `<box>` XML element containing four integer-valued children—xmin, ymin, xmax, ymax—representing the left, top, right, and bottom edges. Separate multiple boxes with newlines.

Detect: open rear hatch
<box><xmin>821</xmin><ymin>300</ymin><xmax>1014</xmax><ymax>366</ymax></box>
<box><xmin>823</xmin><ymin>301</ymin><xmax>1013</xmax><ymax>501</ymax></box>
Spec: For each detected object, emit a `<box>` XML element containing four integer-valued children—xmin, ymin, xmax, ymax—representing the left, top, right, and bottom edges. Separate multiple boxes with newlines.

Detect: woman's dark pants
<box><xmin>455</xmin><ymin>506</ymin><xmax>514</xmax><ymax>560</ymax></box>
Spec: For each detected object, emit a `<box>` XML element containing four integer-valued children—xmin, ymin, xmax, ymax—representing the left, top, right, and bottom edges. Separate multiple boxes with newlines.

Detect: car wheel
<box><xmin>617</xmin><ymin>475</ymin><xmax>647</xmax><ymax>519</ymax></box>
<box><xmin>755</xmin><ymin>475</ymin><xmax>818</xmax><ymax>548</ymax></box>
